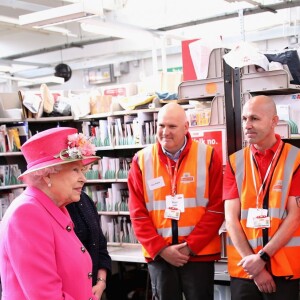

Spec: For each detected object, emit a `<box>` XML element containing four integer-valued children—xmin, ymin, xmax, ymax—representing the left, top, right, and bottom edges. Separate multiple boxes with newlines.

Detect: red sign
<box><xmin>103</xmin><ymin>87</ymin><xmax>126</xmax><ymax>96</ymax></box>
<box><xmin>189</xmin><ymin>127</ymin><xmax>227</xmax><ymax>165</ymax></box>
<box><xmin>181</xmin><ymin>39</ymin><xmax>200</xmax><ymax>81</ymax></box>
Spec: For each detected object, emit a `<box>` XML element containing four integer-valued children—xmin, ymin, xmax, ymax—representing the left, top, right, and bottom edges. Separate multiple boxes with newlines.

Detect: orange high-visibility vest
<box><xmin>227</xmin><ymin>143</ymin><xmax>300</xmax><ymax>279</ymax></box>
<box><xmin>138</xmin><ymin>142</ymin><xmax>221</xmax><ymax>258</ymax></box>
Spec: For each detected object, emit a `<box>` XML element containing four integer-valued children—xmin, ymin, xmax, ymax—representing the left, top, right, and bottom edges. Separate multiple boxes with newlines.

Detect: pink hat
<box><xmin>19</xmin><ymin>127</ymin><xmax>99</xmax><ymax>179</ymax></box>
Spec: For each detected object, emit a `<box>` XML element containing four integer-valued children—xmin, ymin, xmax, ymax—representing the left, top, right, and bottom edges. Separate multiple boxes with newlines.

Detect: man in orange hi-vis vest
<box><xmin>224</xmin><ymin>95</ymin><xmax>300</xmax><ymax>299</ymax></box>
<box><xmin>128</xmin><ymin>102</ymin><xmax>224</xmax><ymax>300</ymax></box>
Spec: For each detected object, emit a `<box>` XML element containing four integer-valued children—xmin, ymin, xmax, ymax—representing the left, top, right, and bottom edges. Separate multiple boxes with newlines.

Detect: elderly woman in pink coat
<box><xmin>0</xmin><ymin>127</ymin><xmax>100</xmax><ymax>300</ymax></box>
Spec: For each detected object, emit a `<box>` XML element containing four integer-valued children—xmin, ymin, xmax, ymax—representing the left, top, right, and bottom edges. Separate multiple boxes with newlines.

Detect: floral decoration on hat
<box><xmin>57</xmin><ymin>133</ymin><xmax>96</xmax><ymax>160</ymax></box>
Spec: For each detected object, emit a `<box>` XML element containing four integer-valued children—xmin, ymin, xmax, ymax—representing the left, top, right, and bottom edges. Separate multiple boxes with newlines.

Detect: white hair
<box><xmin>21</xmin><ymin>165</ymin><xmax>63</xmax><ymax>186</ymax></box>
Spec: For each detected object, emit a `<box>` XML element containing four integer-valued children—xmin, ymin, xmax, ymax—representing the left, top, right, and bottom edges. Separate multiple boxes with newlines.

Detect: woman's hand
<box><xmin>92</xmin><ymin>280</ymin><xmax>106</xmax><ymax>300</ymax></box>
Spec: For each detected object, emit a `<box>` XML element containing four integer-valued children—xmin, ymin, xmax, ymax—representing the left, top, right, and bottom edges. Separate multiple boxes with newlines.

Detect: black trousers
<box><xmin>148</xmin><ymin>260</ymin><xmax>214</xmax><ymax>300</ymax></box>
<box><xmin>230</xmin><ymin>277</ymin><xmax>300</xmax><ymax>300</ymax></box>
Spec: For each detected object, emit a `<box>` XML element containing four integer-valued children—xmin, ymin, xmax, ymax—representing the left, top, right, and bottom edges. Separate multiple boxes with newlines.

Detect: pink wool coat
<box><xmin>0</xmin><ymin>186</ymin><xmax>97</xmax><ymax>300</ymax></box>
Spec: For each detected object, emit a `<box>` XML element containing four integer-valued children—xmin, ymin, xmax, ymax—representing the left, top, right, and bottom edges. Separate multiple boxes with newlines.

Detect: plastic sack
<box><xmin>265</xmin><ymin>49</ymin><xmax>300</xmax><ymax>85</ymax></box>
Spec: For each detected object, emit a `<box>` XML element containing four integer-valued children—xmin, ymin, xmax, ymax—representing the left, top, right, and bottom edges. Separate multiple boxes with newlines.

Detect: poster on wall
<box><xmin>189</xmin><ymin>126</ymin><xmax>227</xmax><ymax>165</ymax></box>
<box><xmin>86</xmin><ymin>64</ymin><xmax>116</xmax><ymax>85</ymax></box>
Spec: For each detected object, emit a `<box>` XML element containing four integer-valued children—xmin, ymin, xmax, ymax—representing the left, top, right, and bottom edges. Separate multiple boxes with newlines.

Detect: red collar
<box><xmin>250</xmin><ymin>134</ymin><xmax>281</xmax><ymax>156</ymax></box>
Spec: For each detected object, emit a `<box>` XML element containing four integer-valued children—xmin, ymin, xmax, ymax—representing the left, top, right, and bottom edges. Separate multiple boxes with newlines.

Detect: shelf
<box><xmin>86</xmin><ymin>179</ymin><xmax>127</xmax><ymax>183</ymax></box>
<box><xmin>107</xmin><ymin>244</ymin><xmax>146</xmax><ymax>263</ymax></box>
<box><xmin>0</xmin><ymin>116</ymin><xmax>74</xmax><ymax>123</ymax></box>
<box><xmin>95</xmin><ymin>146</ymin><xmax>114</xmax><ymax>151</ymax></box>
<box><xmin>98</xmin><ymin>211</ymin><xmax>129</xmax><ymax>215</ymax></box>
<box><xmin>241</xmin><ymin>69</ymin><xmax>300</xmax><ymax>95</ymax></box>
<box><xmin>81</xmin><ymin>105</ymin><xmax>199</xmax><ymax>121</ymax></box>
<box><xmin>26</xmin><ymin>116</ymin><xmax>74</xmax><ymax>122</ymax></box>
<box><xmin>0</xmin><ymin>152</ymin><xmax>23</xmax><ymax>156</ymax></box>
<box><xmin>290</xmin><ymin>134</ymin><xmax>300</xmax><ymax>139</ymax></box>
<box><xmin>178</xmin><ymin>77</ymin><xmax>224</xmax><ymax>100</ymax></box>
<box><xmin>0</xmin><ymin>106</ymin><xmax>195</xmax><ymax>126</ymax></box>
<box><xmin>107</xmin><ymin>244</ymin><xmax>230</xmax><ymax>281</ymax></box>
<box><xmin>0</xmin><ymin>184</ymin><xmax>26</xmax><ymax>190</ymax></box>
<box><xmin>114</xmin><ymin>144</ymin><xmax>146</xmax><ymax>150</ymax></box>
<box><xmin>95</xmin><ymin>144</ymin><xmax>147</xmax><ymax>151</ymax></box>
<box><xmin>0</xmin><ymin>118</ymin><xmax>24</xmax><ymax>123</ymax></box>
<box><xmin>82</xmin><ymin>108</ymin><xmax>161</xmax><ymax>120</ymax></box>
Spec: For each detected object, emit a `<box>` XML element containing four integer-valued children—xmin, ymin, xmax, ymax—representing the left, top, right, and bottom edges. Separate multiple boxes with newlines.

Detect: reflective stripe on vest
<box><xmin>142</xmin><ymin>143</ymin><xmax>209</xmax><ymax>213</ymax></box>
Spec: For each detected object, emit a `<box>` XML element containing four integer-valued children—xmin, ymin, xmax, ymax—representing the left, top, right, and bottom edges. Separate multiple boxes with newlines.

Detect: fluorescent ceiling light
<box><xmin>33</xmin><ymin>25</ymin><xmax>78</xmax><ymax>37</ymax></box>
<box><xmin>0</xmin><ymin>15</ymin><xmax>77</xmax><ymax>37</ymax></box>
<box><xmin>0</xmin><ymin>65</ymin><xmax>12</xmax><ymax>73</ymax></box>
<box><xmin>80</xmin><ymin>19</ymin><xmax>156</xmax><ymax>40</ymax></box>
<box><xmin>19</xmin><ymin>0</ymin><xmax>103</xmax><ymax>27</ymax></box>
<box><xmin>0</xmin><ymin>15</ymin><xmax>19</xmax><ymax>24</ymax></box>
<box><xmin>0</xmin><ymin>59</ymin><xmax>50</xmax><ymax>68</ymax></box>
<box><xmin>17</xmin><ymin>76</ymin><xmax>65</xmax><ymax>87</ymax></box>
<box><xmin>0</xmin><ymin>74</ymin><xmax>64</xmax><ymax>86</ymax></box>
<box><xmin>80</xmin><ymin>19</ymin><xmax>186</xmax><ymax>42</ymax></box>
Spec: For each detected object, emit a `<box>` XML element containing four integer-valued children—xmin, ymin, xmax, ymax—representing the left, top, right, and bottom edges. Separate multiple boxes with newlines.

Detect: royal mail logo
<box><xmin>291</xmin><ymin>94</ymin><xmax>300</xmax><ymax>100</ymax></box>
<box><xmin>273</xmin><ymin>180</ymin><xmax>283</xmax><ymax>191</ymax></box>
<box><xmin>181</xmin><ymin>173</ymin><xmax>194</xmax><ymax>183</ymax></box>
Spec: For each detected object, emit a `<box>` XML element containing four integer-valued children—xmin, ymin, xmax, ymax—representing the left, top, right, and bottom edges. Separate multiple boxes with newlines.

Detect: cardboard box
<box><xmin>0</xmin><ymin>93</ymin><xmax>23</xmax><ymax>119</ymax></box>
<box><xmin>90</xmin><ymin>95</ymin><xmax>113</xmax><ymax>114</ymax></box>
<box><xmin>161</xmin><ymin>71</ymin><xmax>183</xmax><ymax>94</ymax></box>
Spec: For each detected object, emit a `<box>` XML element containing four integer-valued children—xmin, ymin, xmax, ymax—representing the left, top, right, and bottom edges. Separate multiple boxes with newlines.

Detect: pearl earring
<box><xmin>48</xmin><ymin>182</ymin><xmax>52</xmax><ymax>187</ymax></box>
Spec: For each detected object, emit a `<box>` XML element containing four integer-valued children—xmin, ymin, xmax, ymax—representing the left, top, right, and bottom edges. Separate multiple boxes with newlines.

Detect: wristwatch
<box><xmin>258</xmin><ymin>250</ymin><xmax>270</xmax><ymax>262</ymax></box>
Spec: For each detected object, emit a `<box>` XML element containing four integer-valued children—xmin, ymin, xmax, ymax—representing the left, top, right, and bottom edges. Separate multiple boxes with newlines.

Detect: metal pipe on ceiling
<box><xmin>157</xmin><ymin>0</ymin><xmax>300</xmax><ymax>31</ymax></box>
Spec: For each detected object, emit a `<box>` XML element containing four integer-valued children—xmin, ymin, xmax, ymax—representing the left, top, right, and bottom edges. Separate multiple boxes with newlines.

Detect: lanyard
<box><xmin>166</xmin><ymin>157</ymin><xmax>179</xmax><ymax>196</ymax></box>
<box><xmin>250</xmin><ymin>141</ymin><xmax>283</xmax><ymax>209</ymax></box>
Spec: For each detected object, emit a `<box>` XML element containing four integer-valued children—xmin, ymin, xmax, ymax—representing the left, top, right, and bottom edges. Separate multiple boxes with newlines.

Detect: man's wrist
<box><xmin>258</xmin><ymin>249</ymin><xmax>270</xmax><ymax>262</ymax></box>
<box><xmin>186</xmin><ymin>245</ymin><xmax>195</xmax><ymax>256</ymax></box>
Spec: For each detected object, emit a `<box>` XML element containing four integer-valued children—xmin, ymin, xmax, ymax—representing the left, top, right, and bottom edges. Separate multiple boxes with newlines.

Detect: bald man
<box><xmin>224</xmin><ymin>95</ymin><xmax>300</xmax><ymax>299</ymax></box>
<box><xmin>128</xmin><ymin>102</ymin><xmax>224</xmax><ymax>300</ymax></box>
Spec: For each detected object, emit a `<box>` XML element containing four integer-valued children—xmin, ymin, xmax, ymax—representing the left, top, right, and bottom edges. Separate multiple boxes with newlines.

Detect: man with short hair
<box><xmin>224</xmin><ymin>95</ymin><xmax>300</xmax><ymax>299</ymax></box>
<box><xmin>128</xmin><ymin>102</ymin><xmax>224</xmax><ymax>300</ymax></box>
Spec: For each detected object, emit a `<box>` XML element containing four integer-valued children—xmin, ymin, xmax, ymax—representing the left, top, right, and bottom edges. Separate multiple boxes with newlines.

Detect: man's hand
<box><xmin>253</xmin><ymin>269</ymin><xmax>276</xmax><ymax>293</ymax></box>
<box><xmin>178</xmin><ymin>244</ymin><xmax>192</xmax><ymax>256</ymax></box>
<box><xmin>159</xmin><ymin>242</ymin><xmax>190</xmax><ymax>267</ymax></box>
<box><xmin>238</xmin><ymin>253</ymin><xmax>266</xmax><ymax>278</ymax></box>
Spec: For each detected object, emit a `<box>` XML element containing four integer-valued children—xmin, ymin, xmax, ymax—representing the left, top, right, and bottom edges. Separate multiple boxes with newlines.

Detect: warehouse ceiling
<box><xmin>0</xmin><ymin>0</ymin><xmax>300</xmax><ymax>83</ymax></box>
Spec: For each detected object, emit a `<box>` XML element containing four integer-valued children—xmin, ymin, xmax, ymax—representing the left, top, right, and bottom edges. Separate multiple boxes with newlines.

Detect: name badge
<box><xmin>147</xmin><ymin>176</ymin><xmax>165</xmax><ymax>191</ymax></box>
<box><xmin>164</xmin><ymin>207</ymin><xmax>180</xmax><ymax>220</ymax></box>
<box><xmin>166</xmin><ymin>194</ymin><xmax>185</xmax><ymax>212</ymax></box>
<box><xmin>246</xmin><ymin>208</ymin><xmax>270</xmax><ymax>228</ymax></box>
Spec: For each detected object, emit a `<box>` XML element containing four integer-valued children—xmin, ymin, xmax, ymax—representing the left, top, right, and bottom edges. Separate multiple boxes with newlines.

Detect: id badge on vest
<box><xmin>165</xmin><ymin>194</ymin><xmax>184</xmax><ymax>220</ymax></box>
<box><xmin>246</xmin><ymin>208</ymin><xmax>270</xmax><ymax>228</ymax></box>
